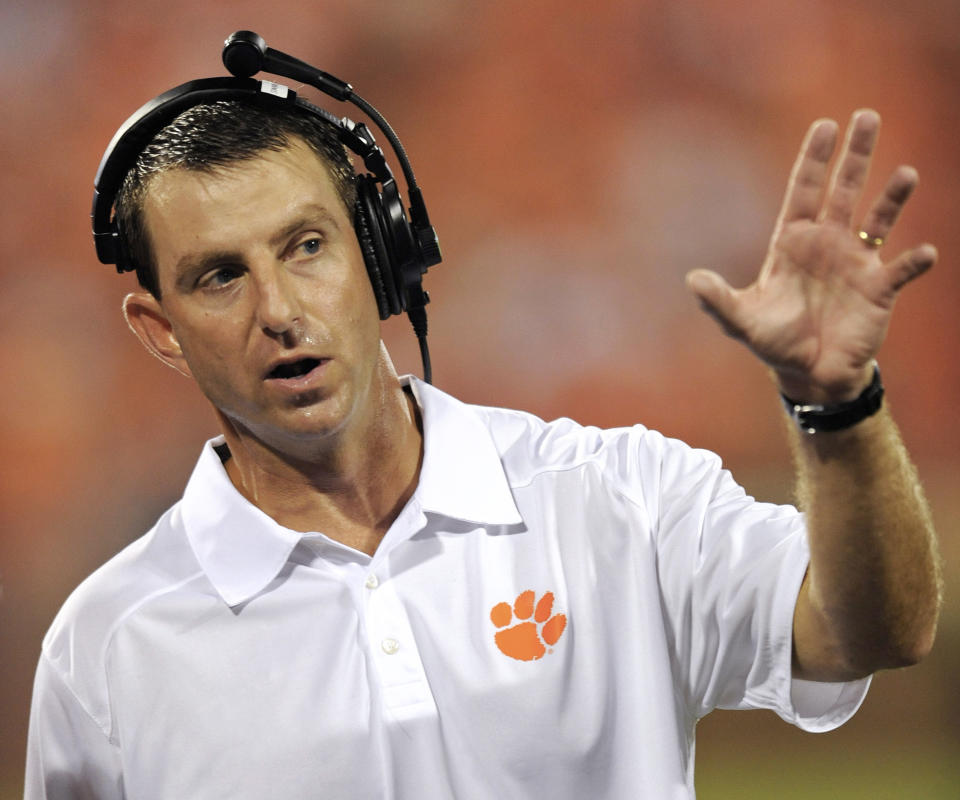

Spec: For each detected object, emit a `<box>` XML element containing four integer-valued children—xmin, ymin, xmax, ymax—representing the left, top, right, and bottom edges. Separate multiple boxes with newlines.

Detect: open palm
<box><xmin>687</xmin><ymin>110</ymin><xmax>936</xmax><ymax>404</ymax></box>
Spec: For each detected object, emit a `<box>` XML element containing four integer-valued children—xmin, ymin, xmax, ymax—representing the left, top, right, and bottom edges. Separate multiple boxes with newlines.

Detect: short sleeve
<box><xmin>24</xmin><ymin>654</ymin><xmax>125</xmax><ymax>800</ymax></box>
<box><xmin>644</xmin><ymin>431</ymin><xmax>869</xmax><ymax>729</ymax></box>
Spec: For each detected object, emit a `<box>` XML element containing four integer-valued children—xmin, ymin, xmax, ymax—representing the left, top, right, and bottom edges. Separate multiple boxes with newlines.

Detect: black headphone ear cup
<box><xmin>354</xmin><ymin>196</ymin><xmax>390</xmax><ymax>320</ymax></box>
<box><xmin>355</xmin><ymin>175</ymin><xmax>403</xmax><ymax>319</ymax></box>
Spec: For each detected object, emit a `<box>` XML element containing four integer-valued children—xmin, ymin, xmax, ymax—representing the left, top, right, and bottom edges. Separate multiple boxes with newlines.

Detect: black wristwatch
<box><xmin>781</xmin><ymin>363</ymin><xmax>884</xmax><ymax>434</ymax></box>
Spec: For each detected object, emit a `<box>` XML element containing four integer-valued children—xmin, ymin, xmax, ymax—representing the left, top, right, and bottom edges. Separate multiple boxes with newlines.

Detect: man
<box><xmin>25</xmin><ymin>87</ymin><xmax>940</xmax><ymax>797</ymax></box>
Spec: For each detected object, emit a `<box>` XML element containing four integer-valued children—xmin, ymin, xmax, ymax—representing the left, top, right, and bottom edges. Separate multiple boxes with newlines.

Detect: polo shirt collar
<box><xmin>180</xmin><ymin>377</ymin><xmax>522</xmax><ymax>607</ymax></box>
<box><xmin>404</xmin><ymin>376</ymin><xmax>522</xmax><ymax>526</ymax></box>
<box><xmin>180</xmin><ymin>440</ymin><xmax>303</xmax><ymax>608</ymax></box>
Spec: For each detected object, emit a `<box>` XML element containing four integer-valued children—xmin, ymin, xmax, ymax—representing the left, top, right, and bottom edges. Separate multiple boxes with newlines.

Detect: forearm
<box><xmin>789</xmin><ymin>404</ymin><xmax>942</xmax><ymax>681</ymax></box>
<box><xmin>685</xmin><ymin>107</ymin><xmax>941</xmax><ymax>681</ymax></box>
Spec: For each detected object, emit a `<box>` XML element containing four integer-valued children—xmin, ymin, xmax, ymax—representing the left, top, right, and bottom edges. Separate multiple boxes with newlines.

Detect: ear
<box><xmin>122</xmin><ymin>292</ymin><xmax>193</xmax><ymax>378</ymax></box>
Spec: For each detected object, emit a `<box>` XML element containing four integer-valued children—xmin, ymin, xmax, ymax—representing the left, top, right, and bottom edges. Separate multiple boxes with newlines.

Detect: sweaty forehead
<box><xmin>141</xmin><ymin>143</ymin><xmax>349</xmax><ymax>278</ymax></box>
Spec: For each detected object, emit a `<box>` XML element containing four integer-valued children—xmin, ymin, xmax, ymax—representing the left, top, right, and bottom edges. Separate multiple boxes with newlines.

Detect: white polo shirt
<box><xmin>26</xmin><ymin>377</ymin><xmax>868</xmax><ymax>799</ymax></box>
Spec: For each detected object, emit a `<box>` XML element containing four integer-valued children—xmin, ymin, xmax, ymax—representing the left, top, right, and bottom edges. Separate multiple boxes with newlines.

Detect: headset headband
<box><xmin>91</xmin><ymin>76</ymin><xmax>395</xmax><ymax>266</ymax></box>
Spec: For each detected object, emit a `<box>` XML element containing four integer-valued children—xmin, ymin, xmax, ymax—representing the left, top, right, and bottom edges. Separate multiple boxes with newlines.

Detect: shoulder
<box><xmin>411</xmin><ymin>376</ymin><xmax>735</xmax><ymax>528</ymax></box>
<box><xmin>40</xmin><ymin>503</ymin><xmax>205</xmax><ymax>735</ymax></box>
<box><xmin>467</xmin><ymin>399</ymin><xmax>725</xmax><ymax>498</ymax></box>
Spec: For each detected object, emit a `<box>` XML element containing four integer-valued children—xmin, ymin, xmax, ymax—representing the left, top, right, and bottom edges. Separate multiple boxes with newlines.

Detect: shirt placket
<box><xmin>362</xmin><ymin>499</ymin><xmax>438</xmax><ymax>722</ymax></box>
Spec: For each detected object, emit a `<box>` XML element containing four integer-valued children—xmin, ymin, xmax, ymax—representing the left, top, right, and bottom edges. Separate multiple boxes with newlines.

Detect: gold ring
<box><xmin>858</xmin><ymin>230</ymin><xmax>885</xmax><ymax>248</ymax></box>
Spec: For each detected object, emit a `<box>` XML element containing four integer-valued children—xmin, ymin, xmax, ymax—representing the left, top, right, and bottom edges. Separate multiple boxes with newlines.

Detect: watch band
<box><xmin>781</xmin><ymin>363</ymin><xmax>884</xmax><ymax>434</ymax></box>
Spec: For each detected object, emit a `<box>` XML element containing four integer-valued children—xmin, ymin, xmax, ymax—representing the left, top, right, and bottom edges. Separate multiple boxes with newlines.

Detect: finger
<box><xmin>685</xmin><ymin>269</ymin><xmax>746</xmax><ymax>340</ymax></box>
<box><xmin>883</xmin><ymin>244</ymin><xmax>937</xmax><ymax>293</ymax></box>
<box><xmin>822</xmin><ymin>109</ymin><xmax>880</xmax><ymax>225</ymax></box>
<box><xmin>858</xmin><ymin>165</ymin><xmax>918</xmax><ymax>245</ymax></box>
<box><xmin>775</xmin><ymin>119</ymin><xmax>839</xmax><ymax>228</ymax></box>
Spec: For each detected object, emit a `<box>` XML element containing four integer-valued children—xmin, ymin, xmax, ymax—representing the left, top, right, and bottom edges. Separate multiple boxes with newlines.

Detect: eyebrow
<box><xmin>172</xmin><ymin>205</ymin><xmax>342</xmax><ymax>291</ymax></box>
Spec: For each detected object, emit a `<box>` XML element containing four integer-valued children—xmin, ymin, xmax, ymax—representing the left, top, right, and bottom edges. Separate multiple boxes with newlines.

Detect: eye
<box><xmin>292</xmin><ymin>236</ymin><xmax>323</xmax><ymax>259</ymax></box>
<box><xmin>284</xmin><ymin>231</ymin><xmax>325</xmax><ymax>261</ymax></box>
<box><xmin>198</xmin><ymin>265</ymin><xmax>243</xmax><ymax>290</ymax></box>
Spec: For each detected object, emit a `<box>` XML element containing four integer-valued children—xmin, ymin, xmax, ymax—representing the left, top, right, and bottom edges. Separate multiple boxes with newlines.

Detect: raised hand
<box><xmin>686</xmin><ymin>110</ymin><xmax>937</xmax><ymax>404</ymax></box>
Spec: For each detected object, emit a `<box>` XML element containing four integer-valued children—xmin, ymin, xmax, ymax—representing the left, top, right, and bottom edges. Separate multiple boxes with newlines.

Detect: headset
<box><xmin>91</xmin><ymin>31</ymin><xmax>442</xmax><ymax>383</ymax></box>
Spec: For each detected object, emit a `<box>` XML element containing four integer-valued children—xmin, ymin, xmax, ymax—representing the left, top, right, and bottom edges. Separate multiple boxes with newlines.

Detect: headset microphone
<box><xmin>222</xmin><ymin>31</ymin><xmax>353</xmax><ymax>101</ymax></box>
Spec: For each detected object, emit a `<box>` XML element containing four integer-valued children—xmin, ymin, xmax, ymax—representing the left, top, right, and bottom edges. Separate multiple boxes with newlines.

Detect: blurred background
<box><xmin>1</xmin><ymin>0</ymin><xmax>958</xmax><ymax>797</ymax></box>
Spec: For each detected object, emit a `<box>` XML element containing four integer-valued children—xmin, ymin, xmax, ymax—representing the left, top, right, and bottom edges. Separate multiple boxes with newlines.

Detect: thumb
<box><xmin>685</xmin><ymin>269</ymin><xmax>746</xmax><ymax>340</ymax></box>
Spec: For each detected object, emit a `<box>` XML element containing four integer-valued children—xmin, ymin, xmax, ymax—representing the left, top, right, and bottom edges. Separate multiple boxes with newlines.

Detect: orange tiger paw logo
<box><xmin>490</xmin><ymin>590</ymin><xmax>567</xmax><ymax>661</ymax></box>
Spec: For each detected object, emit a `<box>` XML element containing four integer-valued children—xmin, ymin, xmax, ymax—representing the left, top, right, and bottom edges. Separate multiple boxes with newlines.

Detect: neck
<box><xmin>218</xmin><ymin>363</ymin><xmax>423</xmax><ymax>556</ymax></box>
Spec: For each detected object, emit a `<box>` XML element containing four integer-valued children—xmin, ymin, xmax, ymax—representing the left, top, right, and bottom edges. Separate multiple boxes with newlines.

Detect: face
<box><xmin>128</xmin><ymin>139</ymin><xmax>384</xmax><ymax>451</ymax></box>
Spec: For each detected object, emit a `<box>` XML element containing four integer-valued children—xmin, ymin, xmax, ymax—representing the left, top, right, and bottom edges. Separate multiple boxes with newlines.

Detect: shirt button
<box><xmin>381</xmin><ymin>637</ymin><xmax>400</xmax><ymax>655</ymax></box>
<box><xmin>365</xmin><ymin>573</ymin><xmax>379</xmax><ymax>589</ymax></box>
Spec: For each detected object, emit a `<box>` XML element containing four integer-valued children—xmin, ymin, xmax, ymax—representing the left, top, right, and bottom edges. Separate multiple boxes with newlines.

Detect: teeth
<box><xmin>270</xmin><ymin>358</ymin><xmax>319</xmax><ymax>379</ymax></box>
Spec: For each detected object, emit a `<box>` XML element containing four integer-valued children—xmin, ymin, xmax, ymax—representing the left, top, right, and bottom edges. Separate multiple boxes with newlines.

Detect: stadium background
<box><xmin>2</xmin><ymin>1</ymin><xmax>958</xmax><ymax>796</ymax></box>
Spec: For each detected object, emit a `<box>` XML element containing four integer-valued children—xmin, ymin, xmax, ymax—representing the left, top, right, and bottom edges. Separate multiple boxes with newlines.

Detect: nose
<box><xmin>253</xmin><ymin>262</ymin><xmax>301</xmax><ymax>337</ymax></box>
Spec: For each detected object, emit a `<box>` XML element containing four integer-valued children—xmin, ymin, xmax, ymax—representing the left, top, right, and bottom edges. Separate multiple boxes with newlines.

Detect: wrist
<box><xmin>781</xmin><ymin>362</ymin><xmax>884</xmax><ymax>434</ymax></box>
<box><xmin>775</xmin><ymin>361</ymin><xmax>876</xmax><ymax>405</ymax></box>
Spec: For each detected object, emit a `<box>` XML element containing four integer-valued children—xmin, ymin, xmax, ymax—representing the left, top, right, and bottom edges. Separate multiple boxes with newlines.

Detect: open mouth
<box><xmin>266</xmin><ymin>357</ymin><xmax>323</xmax><ymax>380</ymax></box>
